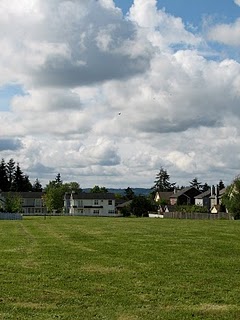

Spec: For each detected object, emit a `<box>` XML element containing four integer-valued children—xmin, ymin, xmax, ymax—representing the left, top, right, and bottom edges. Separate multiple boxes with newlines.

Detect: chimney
<box><xmin>215</xmin><ymin>185</ymin><xmax>219</xmax><ymax>205</ymax></box>
<box><xmin>211</xmin><ymin>185</ymin><xmax>215</xmax><ymax>196</ymax></box>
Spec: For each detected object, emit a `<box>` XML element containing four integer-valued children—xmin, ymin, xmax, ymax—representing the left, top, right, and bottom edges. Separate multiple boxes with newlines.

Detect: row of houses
<box><xmin>155</xmin><ymin>185</ymin><xmax>226</xmax><ymax>213</ymax></box>
<box><xmin>0</xmin><ymin>191</ymin><xmax>117</xmax><ymax>216</ymax></box>
<box><xmin>0</xmin><ymin>185</ymin><xmax>226</xmax><ymax>217</ymax></box>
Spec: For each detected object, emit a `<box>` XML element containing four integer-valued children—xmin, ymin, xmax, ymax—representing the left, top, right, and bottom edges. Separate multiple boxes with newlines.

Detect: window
<box><xmin>35</xmin><ymin>199</ymin><xmax>42</xmax><ymax>207</ymax></box>
<box><xmin>108</xmin><ymin>210</ymin><xmax>115</xmax><ymax>214</ymax></box>
<box><xmin>78</xmin><ymin>200</ymin><xmax>83</xmax><ymax>207</ymax></box>
<box><xmin>108</xmin><ymin>200</ymin><xmax>113</xmax><ymax>205</ymax></box>
<box><xmin>93</xmin><ymin>209</ymin><xmax>99</xmax><ymax>214</ymax></box>
<box><xmin>94</xmin><ymin>199</ymin><xmax>99</xmax><ymax>205</ymax></box>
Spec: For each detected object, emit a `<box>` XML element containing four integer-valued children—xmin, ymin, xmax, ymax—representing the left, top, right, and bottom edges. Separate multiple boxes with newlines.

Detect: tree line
<box><xmin>151</xmin><ymin>166</ymin><xmax>225</xmax><ymax>193</ymax></box>
<box><xmin>2</xmin><ymin>158</ymin><xmax>238</xmax><ymax>218</ymax></box>
<box><xmin>0</xmin><ymin>158</ymin><xmax>42</xmax><ymax>192</ymax></box>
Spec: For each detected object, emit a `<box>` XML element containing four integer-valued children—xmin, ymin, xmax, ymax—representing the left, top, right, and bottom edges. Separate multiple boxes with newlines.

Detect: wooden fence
<box><xmin>163</xmin><ymin>212</ymin><xmax>231</xmax><ymax>220</ymax></box>
<box><xmin>0</xmin><ymin>212</ymin><xmax>23</xmax><ymax>220</ymax></box>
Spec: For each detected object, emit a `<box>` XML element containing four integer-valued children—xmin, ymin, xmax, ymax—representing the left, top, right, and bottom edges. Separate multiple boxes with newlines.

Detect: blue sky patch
<box><xmin>115</xmin><ymin>0</ymin><xmax>240</xmax><ymax>26</ymax></box>
<box><xmin>0</xmin><ymin>84</ymin><xmax>25</xmax><ymax>111</ymax></box>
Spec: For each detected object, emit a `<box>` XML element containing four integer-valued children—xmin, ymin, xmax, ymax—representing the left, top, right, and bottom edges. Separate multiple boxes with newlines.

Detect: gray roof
<box><xmin>219</xmin><ymin>188</ymin><xmax>226</xmax><ymax>196</ymax></box>
<box><xmin>1</xmin><ymin>192</ymin><xmax>45</xmax><ymax>199</ymax></box>
<box><xmin>156</xmin><ymin>192</ymin><xmax>174</xmax><ymax>200</ymax></box>
<box><xmin>169</xmin><ymin>187</ymin><xmax>198</xmax><ymax>198</ymax></box>
<box><xmin>195</xmin><ymin>189</ymin><xmax>211</xmax><ymax>199</ymax></box>
<box><xmin>68</xmin><ymin>192</ymin><xmax>115</xmax><ymax>200</ymax></box>
<box><xmin>116</xmin><ymin>200</ymin><xmax>132</xmax><ymax>208</ymax></box>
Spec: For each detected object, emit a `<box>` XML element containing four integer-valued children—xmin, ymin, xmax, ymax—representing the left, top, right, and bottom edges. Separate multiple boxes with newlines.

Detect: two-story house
<box><xmin>1</xmin><ymin>192</ymin><xmax>47</xmax><ymax>215</ymax></box>
<box><xmin>64</xmin><ymin>192</ymin><xmax>116</xmax><ymax>216</ymax></box>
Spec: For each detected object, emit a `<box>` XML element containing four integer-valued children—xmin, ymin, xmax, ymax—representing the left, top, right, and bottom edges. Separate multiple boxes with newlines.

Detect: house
<box><xmin>1</xmin><ymin>192</ymin><xmax>47</xmax><ymax>215</ymax></box>
<box><xmin>194</xmin><ymin>186</ymin><xmax>226</xmax><ymax>212</ymax></box>
<box><xmin>209</xmin><ymin>186</ymin><xmax>226</xmax><ymax>213</ymax></box>
<box><xmin>154</xmin><ymin>191</ymin><xmax>173</xmax><ymax>204</ymax></box>
<box><xmin>195</xmin><ymin>189</ymin><xmax>211</xmax><ymax>210</ymax></box>
<box><xmin>169</xmin><ymin>187</ymin><xmax>201</xmax><ymax>206</ymax></box>
<box><xmin>115</xmin><ymin>199</ymin><xmax>132</xmax><ymax>215</ymax></box>
<box><xmin>64</xmin><ymin>192</ymin><xmax>116</xmax><ymax>216</ymax></box>
<box><xmin>153</xmin><ymin>191</ymin><xmax>174</xmax><ymax>215</ymax></box>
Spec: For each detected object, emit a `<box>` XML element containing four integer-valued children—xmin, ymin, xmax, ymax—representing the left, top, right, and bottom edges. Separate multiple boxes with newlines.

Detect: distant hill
<box><xmin>83</xmin><ymin>188</ymin><xmax>151</xmax><ymax>196</ymax></box>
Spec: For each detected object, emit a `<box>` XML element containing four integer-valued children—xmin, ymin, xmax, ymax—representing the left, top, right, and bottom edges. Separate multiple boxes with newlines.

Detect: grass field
<box><xmin>1</xmin><ymin>217</ymin><xmax>240</xmax><ymax>320</ymax></box>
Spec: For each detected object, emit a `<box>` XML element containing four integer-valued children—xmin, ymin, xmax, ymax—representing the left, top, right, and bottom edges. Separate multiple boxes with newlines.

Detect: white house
<box><xmin>64</xmin><ymin>192</ymin><xmax>116</xmax><ymax>216</ymax></box>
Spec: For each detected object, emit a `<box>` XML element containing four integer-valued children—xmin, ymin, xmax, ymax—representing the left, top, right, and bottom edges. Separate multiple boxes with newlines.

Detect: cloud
<box><xmin>129</xmin><ymin>0</ymin><xmax>201</xmax><ymax>48</ymax></box>
<box><xmin>0</xmin><ymin>0</ymin><xmax>240</xmax><ymax>188</ymax></box>
<box><xmin>0</xmin><ymin>0</ymin><xmax>151</xmax><ymax>89</ymax></box>
<box><xmin>208</xmin><ymin>18</ymin><xmax>240</xmax><ymax>46</ymax></box>
<box><xmin>234</xmin><ymin>0</ymin><xmax>240</xmax><ymax>6</ymax></box>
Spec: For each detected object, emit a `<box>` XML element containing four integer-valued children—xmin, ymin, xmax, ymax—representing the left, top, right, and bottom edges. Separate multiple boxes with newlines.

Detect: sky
<box><xmin>0</xmin><ymin>0</ymin><xmax>240</xmax><ymax>189</ymax></box>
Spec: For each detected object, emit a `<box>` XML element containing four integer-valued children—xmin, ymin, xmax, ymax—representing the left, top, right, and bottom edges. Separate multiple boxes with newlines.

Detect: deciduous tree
<box><xmin>90</xmin><ymin>185</ymin><xmax>108</xmax><ymax>193</ymax></box>
<box><xmin>222</xmin><ymin>176</ymin><xmax>240</xmax><ymax>219</ymax></box>
<box><xmin>5</xmin><ymin>193</ymin><xmax>23</xmax><ymax>213</ymax></box>
<box><xmin>130</xmin><ymin>195</ymin><xmax>155</xmax><ymax>217</ymax></box>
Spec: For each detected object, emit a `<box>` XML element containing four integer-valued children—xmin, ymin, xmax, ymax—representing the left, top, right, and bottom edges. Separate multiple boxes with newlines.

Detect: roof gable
<box><xmin>195</xmin><ymin>189</ymin><xmax>211</xmax><ymax>199</ymax></box>
<box><xmin>170</xmin><ymin>187</ymin><xmax>200</xmax><ymax>198</ymax></box>
<box><xmin>1</xmin><ymin>192</ymin><xmax>45</xmax><ymax>199</ymax></box>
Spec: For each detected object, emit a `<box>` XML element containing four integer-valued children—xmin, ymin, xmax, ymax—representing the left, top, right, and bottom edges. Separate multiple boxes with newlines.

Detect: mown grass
<box><xmin>0</xmin><ymin>217</ymin><xmax>240</xmax><ymax>319</ymax></box>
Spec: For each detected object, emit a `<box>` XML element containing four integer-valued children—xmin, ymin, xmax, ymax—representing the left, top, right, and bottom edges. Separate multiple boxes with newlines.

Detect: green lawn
<box><xmin>0</xmin><ymin>217</ymin><xmax>240</xmax><ymax>320</ymax></box>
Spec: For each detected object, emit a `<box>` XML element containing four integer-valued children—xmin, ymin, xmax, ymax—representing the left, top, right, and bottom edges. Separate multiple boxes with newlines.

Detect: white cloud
<box><xmin>129</xmin><ymin>0</ymin><xmax>201</xmax><ymax>48</ymax></box>
<box><xmin>0</xmin><ymin>0</ymin><xmax>240</xmax><ymax>188</ymax></box>
<box><xmin>208</xmin><ymin>18</ymin><xmax>240</xmax><ymax>46</ymax></box>
<box><xmin>234</xmin><ymin>0</ymin><xmax>240</xmax><ymax>6</ymax></box>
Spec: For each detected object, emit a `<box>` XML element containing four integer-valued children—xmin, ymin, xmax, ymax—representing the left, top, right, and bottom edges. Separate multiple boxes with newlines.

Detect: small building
<box><xmin>195</xmin><ymin>189</ymin><xmax>211</xmax><ymax>210</ymax></box>
<box><xmin>209</xmin><ymin>186</ymin><xmax>226</xmax><ymax>212</ymax></box>
<box><xmin>115</xmin><ymin>199</ymin><xmax>132</xmax><ymax>215</ymax></box>
<box><xmin>64</xmin><ymin>192</ymin><xmax>116</xmax><ymax>216</ymax></box>
<box><xmin>169</xmin><ymin>187</ymin><xmax>201</xmax><ymax>206</ymax></box>
<box><xmin>154</xmin><ymin>191</ymin><xmax>173</xmax><ymax>204</ymax></box>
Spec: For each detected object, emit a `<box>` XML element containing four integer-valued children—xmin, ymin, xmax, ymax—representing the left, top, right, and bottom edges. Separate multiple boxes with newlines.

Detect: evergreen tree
<box><xmin>7</xmin><ymin>158</ymin><xmax>15</xmax><ymax>191</ymax></box>
<box><xmin>11</xmin><ymin>163</ymin><xmax>32</xmax><ymax>192</ymax></box>
<box><xmin>55</xmin><ymin>173</ymin><xmax>62</xmax><ymax>185</ymax></box>
<box><xmin>202</xmin><ymin>182</ymin><xmax>210</xmax><ymax>192</ymax></box>
<box><xmin>0</xmin><ymin>158</ymin><xmax>9</xmax><ymax>191</ymax></box>
<box><xmin>189</xmin><ymin>177</ymin><xmax>202</xmax><ymax>190</ymax></box>
<box><xmin>22</xmin><ymin>175</ymin><xmax>33</xmax><ymax>192</ymax></box>
<box><xmin>12</xmin><ymin>163</ymin><xmax>25</xmax><ymax>191</ymax></box>
<box><xmin>218</xmin><ymin>179</ymin><xmax>225</xmax><ymax>190</ymax></box>
<box><xmin>32</xmin><ymin>178</ymin><xmax>43</xmax><ymax>192</ymax></box>
<box><xmin>152</xmin><ymin>167</ymin><xmax>175</xmax><ymax>192</ymax></box>
<box><xmin>124</xmin><ymin>187</ymin><xmax>135</xmax><ymax>200</ymax></box>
